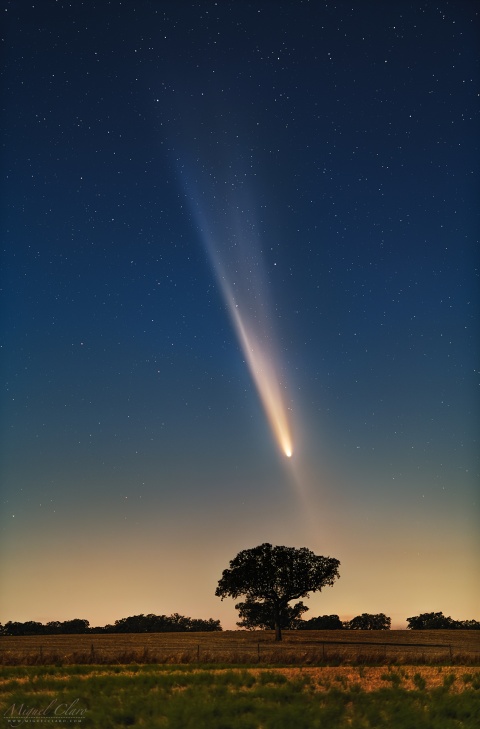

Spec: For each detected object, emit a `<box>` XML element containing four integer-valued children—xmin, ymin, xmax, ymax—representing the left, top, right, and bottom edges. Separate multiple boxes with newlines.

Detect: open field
<box><xmin>1</xmin><ymin>630</ymin><xmax>479</xmax><ymax>665</ymax></box>
<box><xmin>0</xmin><ymin>664</ymin><xmax>479</xmax><ymax>728</ymax></box>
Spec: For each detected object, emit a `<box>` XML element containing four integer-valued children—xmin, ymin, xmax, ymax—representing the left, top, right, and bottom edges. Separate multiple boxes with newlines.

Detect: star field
<box><xmin>0</xmin><ymin>1</ymin><xmax>478</xmax><ymax>629</ymax></box>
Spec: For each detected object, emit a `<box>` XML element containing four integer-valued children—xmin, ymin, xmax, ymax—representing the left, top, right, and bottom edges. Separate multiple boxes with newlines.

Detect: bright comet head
<box><xmin>226</xmin><ymin>294</ymin><xmax>294</xmax><ymax>460</ymax></box>
<box><xmin>184</xmin><ymin>173</ymin><xmax>295</xmax><ymax>460</ymax></box>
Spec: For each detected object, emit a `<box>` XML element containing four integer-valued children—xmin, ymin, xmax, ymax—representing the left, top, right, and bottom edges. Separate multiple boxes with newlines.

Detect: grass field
<box><xmin>1</xmin><ymin>634</ymin><xmax>479</xmax><ymax>727</ymax></box>
<box><xmin>1</xmin><ymin>630</ymin><xmax>479</xmax><ymax>665</ymax></box>
<box><xmin>0</xmin><ymin>663</ymin><xmax>479</xmax><ymax>728</ymax></box>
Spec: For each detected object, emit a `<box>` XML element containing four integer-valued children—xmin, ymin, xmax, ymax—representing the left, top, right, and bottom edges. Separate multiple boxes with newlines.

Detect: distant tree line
<box><xmin>98</xmin><ymin>614</ymin><xmax>222</xmax><ymax>634</ymax></box>
<box><xmin>298</xmin><ymin>613</ymin><xmax>392</xmax><ymax>630</ymax></box>
<box><xmin>0</xmin><ymin>614</ymin><xmax>222</xmax><ymax>636</ymax></box>
<box><xmin>1</xmin><ymin>619</ymin><xmax>91</xmax><ymax>636</ymax></box>
<box><xmin>236</xmin><ymin>609</ymin><xmax>480</xmax><ymax>632</ymax></box>
<box><xmin>295</xmin><ymin>612</ymin><xmax>479</xmax><ymax>631</ymax></box>
<box><xmin>1</xmin><ymin>610</ymin><xmax>478</xmax><ymax>636</ymax></box>
<box><xmin>406</xmin><ymin>612</ymin><xmax>480</xmax><ymax>630</ymax></box>
<box><xmin>237</xmin><ymin>609</ymin><xmax>392</xmax><ymax>631</ymax></box>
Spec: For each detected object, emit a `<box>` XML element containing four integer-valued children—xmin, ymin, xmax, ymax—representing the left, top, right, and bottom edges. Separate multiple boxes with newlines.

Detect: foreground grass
<box><xmin>0</xmin><ymin>665</ymin><xmax>479</xmax><ymax>728</ymax></box>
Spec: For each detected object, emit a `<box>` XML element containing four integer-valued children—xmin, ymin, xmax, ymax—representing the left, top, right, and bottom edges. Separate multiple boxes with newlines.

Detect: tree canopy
<box><xmin>345</xmin><ymin>613</ymin><xmax>391</xmax><ymax>630</ymax></box>
<box><xmin>235</xmin><ymin>598</ymin><xmax>308</xmax><ymax>630</ymax></box>
<box><xmin>406</xmin><ymin>612</ymin><xmax>480</xmax><ymax>630</ymax></box>
<box><xmin>297</xmin><ymin>614</ymin><xmax>344</xmax><ymax>630</ymax></box>
<box><xmin>0</xmin><ymin>614</ymin><xmax>222</xmax><ymax>636</ymax></box>
<box><xmin>215</xmin><ymin>542</ymin><xmax>340</xmax><ymax>640</ymax></box>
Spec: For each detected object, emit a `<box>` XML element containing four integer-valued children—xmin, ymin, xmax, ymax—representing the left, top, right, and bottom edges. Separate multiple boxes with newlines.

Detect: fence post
<box><xmin>90</xmin><ymin>643</ymin><xmax>95</xmax><ymax>661</ymax></box>
<box><xmin>197</xmin><ymin>644</ymin><xmax>200</xmax><ymax>662</ymax></box>
<box><xmin>449</xmin><ymin>644</ymin><xmax>452</xmax><ymax>661</ymax></box>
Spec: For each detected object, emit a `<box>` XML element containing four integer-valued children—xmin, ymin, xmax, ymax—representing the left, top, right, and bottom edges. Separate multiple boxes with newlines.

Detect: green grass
<box><xmin>1</xmin><ymin>666</ymin><xmax>479</xmax><ymax>728</ymax></box>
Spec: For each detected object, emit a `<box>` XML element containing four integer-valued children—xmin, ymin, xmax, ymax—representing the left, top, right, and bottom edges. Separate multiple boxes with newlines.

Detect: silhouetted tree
<box><xmin>45</xmin><ymin>621</ymin><xmax>62</xmax><ymax>634</ymax></box>
<box><xmin>216</xmin><ymin>543</ymin><xmax>340</xmax><ymax>641</ymax></box>
<box><xmin>235</xmin><ymin>597</ymin><xmax>308</xmax><ymax>630</ymax></box>
<box><xmin>92</xmin><ymin>623</ymin><xmax>116</xmax><ymax>633</ymax></box>
<box><xmin>3</xmin><ymin>621</ymin><xmax>45</xmax><ymax>636</ymax></box>
<box><xmin>113</xmin><ymin>614</ymin><xmax>162</xmax><ymax>632</ymax></box>
<box><xmin>459</xmin><ymin>619</ymin><xmax>480</xmax><ymax>630</ymax></box>
<box><xmin>112</xmin><ymin>613</ymin><xmax>222</xmax><ymax>633</ymax></box>
<box><xmin>168</xmin><ymin>613</ymin><xmax>194</xmax><ymax>632</ymax></box>
<box><xmin>188</xmin><ymin>617</ymin><xmax>222</xmax><ymax>632</ymax></box>
<box><xmin>1</xmin><ymin>614</ymin><xmax>222</xmax><ymax>635</ymax></box>
<box><xmin>297</xmin><ymin>614</ymin><xmax>344</xmax><ymax>630</ymax></box>
<box><xmin>407</xmin><ymin>612</ymin><xmax>478</xmax><ymax>630</ymax></box>
<box><xmin>61</xmin><ymin>619</ymin><xmax>90</xmax><ymax>634</ymax></box>
<box><xmin>344</xmin><ymin>613</ymin><xmax>391</xmax><ymax>630</ymax></box>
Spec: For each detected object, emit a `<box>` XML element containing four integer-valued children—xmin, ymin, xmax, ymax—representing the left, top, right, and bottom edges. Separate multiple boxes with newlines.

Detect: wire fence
<box><xmin>2</xmin><ymin>637</ymin><xmax>479</xmax><ymax>665</ymax></box>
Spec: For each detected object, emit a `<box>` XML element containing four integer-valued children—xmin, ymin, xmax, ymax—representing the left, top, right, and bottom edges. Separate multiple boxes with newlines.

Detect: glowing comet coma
<box><xmin>220</xmin><ymin>278</ymin><xmax>293</xmax><ymax>459</ymax></box>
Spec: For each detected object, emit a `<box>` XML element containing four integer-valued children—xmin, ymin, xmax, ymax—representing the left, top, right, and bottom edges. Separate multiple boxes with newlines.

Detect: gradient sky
<box><xmin>1</xmin><ymin>1</ymin><xmax>478</xmax><ymax>631</ymax></box>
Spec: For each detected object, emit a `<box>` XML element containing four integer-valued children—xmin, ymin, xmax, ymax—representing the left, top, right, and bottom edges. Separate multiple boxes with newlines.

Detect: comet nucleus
<box><xmin>184</xmin><ymin>175</ymin><xmax>294</xmax><ymax>459</ymax></box>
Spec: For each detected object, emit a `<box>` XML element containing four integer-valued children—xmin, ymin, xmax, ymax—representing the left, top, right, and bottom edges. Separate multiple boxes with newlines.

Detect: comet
<box><xmin>219</xmin><ymin>274</ymin><xmax>293</xmax><ymax>459</ymax></box>
<box><xmin>183</xmin><ymin>175</ymin><xmax>294</xmax><ymax>458</ymax></box>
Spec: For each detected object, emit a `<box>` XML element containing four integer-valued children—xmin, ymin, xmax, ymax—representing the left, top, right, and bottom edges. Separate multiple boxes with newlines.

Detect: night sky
<box><xmin>1</xmin><ymin>1</ymin><xmax>478</xmax><ymax>630</ymax></box>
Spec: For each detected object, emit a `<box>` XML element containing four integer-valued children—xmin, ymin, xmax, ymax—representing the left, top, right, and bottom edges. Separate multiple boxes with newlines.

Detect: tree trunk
<box><xmin>273</xmin><ymin>604</ymin><xmax>282</xmax><ymax>641</ymax></box>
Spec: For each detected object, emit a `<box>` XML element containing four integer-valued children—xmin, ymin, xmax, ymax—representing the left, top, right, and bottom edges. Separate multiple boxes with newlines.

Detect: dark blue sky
<box><xmin>1</xmin><ymin>1</ymin><xmax>478</xmax><ymax>629</ymax></box>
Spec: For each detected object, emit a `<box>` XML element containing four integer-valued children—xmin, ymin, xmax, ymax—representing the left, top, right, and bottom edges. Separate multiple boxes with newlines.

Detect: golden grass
<box><xmin>0</xmin><ymin>665</ymin><xmax>478</xmax><ymax>693</ymax></box>
<box><xmin>0</xmin><ymin>630</ymin><xmax>478</xmax><ymax>665</ymax></box>
<box><xmin>241</xmin><ymin>665</ymin><xmax>480</xmax><ymax>692</ymax></box>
